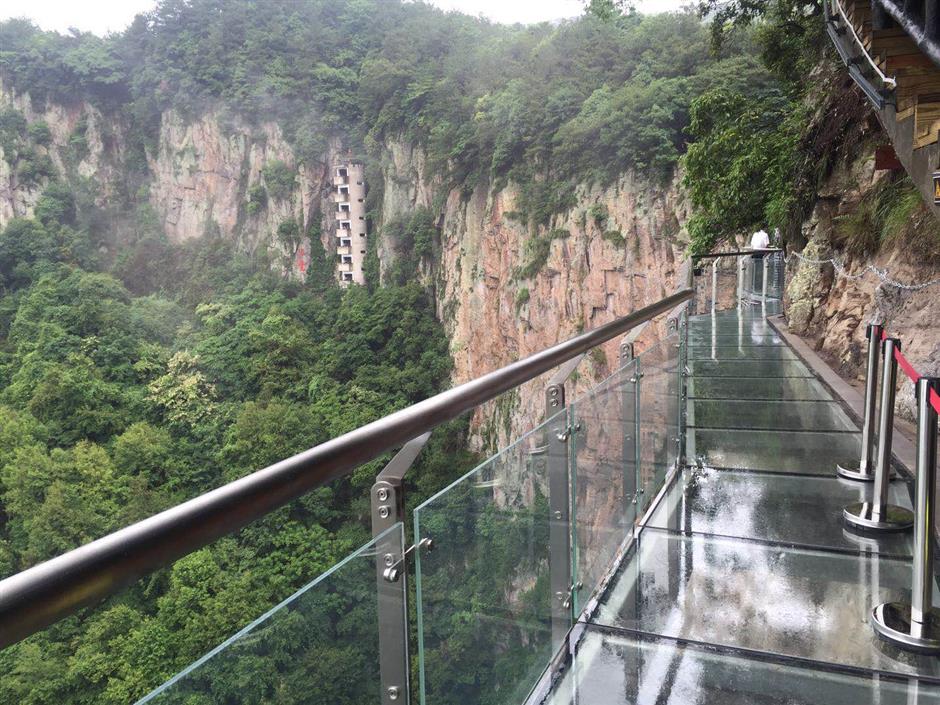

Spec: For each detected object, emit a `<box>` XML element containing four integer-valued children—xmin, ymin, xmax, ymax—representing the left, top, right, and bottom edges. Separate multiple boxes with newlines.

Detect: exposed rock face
<box><xmin>785</xmin><ymin>145</ymin><xmax>940</xmax><ymax>422</ymax></box>
<box><xmin>430</xmin><ymin>172</ymin><xmax>687</xmax><ymax>451</ymax></box>
<box><xmin>0</xmin><ymin>84</ymin><xmax>342</xmax><ymax>280</ymax></box>
<box><xmin>0</xmin><ymin>77</ymin><xmax>126</xmax><ymax>225</ymax></box>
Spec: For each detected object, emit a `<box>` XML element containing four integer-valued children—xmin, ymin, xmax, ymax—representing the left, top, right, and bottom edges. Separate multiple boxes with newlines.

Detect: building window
<box><xmin>359</xmin><ymin>233</ymin><xmax>366</xmax><ymax>237</ymax></box>
<box><xmin>358</xmin><ymin>216</ymin><xmax>364</xmax><ymax>220</ymax></box>
<box><xmin>357</xmin><ymin>198</ymin><xmax>363</xmax><ymax>202</ymax></box>
<box><xmin>338</xmin><ymin>168</ymin><xmax>348</xmax><ymax>178</ymax></box>
<box><xmin>360</xmin><ymin>250</ymin><xmax>366</xmax><ymax>254</ymax></box>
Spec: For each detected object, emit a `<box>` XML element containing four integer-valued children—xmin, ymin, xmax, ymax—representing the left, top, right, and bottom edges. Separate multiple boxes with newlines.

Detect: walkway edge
<box><xmin>766</xmin><ymin>315</ymin><xmax>916</xmax><ymax>479</ymax></box>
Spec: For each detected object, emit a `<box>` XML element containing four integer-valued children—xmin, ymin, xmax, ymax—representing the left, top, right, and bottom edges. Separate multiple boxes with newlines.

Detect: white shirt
<box><xmin>750</xmin><ymin>229</ymin><xmax>770</xmax><ymax>250</ymax></box>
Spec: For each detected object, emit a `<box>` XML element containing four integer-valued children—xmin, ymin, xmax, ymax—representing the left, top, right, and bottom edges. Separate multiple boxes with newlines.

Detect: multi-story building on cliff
<box><xmin>333</xmin><ymin>163</ymin><xmax>368</xmax><ymax>285</ymax></box>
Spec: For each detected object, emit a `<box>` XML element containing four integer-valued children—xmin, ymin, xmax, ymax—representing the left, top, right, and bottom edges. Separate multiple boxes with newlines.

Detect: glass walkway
<box><xmin>544</xmin><ymin>303</ymin><xmax>940</xmax><ymax>705</ymax></box>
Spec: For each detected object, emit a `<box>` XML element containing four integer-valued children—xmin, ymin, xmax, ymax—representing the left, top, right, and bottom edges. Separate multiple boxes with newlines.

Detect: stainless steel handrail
<box><xmin>0</xmin><ymin>288</ymin><xmax>692</xmax><ymax>648</ymax></box>
<box><xmin>875</xmin><ymin>0</ymin><xmax>940</xmax><ymax>69</ymax></box>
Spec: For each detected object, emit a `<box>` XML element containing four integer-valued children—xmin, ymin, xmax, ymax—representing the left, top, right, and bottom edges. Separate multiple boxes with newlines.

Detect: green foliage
<box><xmin>683</xmin><ymin>89</ymin><xmax>803</xmax><ymax>254</ymax></box>
<box><xmin>0</xmin><ymin>170</ymin><xmax>470</xmax><ymax>703</ymax></box>
<box><xmin>27</xmin><ymin>120</ymin><xmax>52</xmax><ymax>146</ymax></box>
<box><xmin>834</xmin><ymin>175</ymin><xmax>938</xmax><ymax>259</ymax></box>
<box><xmin>602</xmin><ymin>229</ymin><xmax>626</xmax><ymax>247</ymax></box>
<box><xmin>262</xmin><ymin>160</ymin><xmax>296</xmax><ymax>201</ymax></box>
<box><xmin>383</xmin><ymin>208</ymin><xmax>437</xmax><ymax>285</ymax></box>
<box><xmin>515</xmin><ymin>287</ymin><xmax>530</xmax><ymax>312</ymax></box>
<box><xmin>247</xmin><ymin>183</ymin><xmax>267</xmax><ymax>215</ymax></box>
<box><xmin>514</xmin><ymin>228</ymin><xmax>570</xmax><ymax>280</ymax></box>
<box><xmin>588</xmin><ymin>203</ymin><xmax>609</xmax><ymax>227</ymax></box>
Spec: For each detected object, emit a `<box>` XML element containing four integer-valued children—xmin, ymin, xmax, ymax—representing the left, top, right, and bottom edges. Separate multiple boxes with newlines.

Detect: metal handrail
<box><xmin>0</xmin><ymin>288</ymin><xmax>692</xmax><ymax>648</ymax></box>
<box><xmin>691</xmin><ymin>248</ymin><xmax>783</xmax><ymax>260</ymax></box>
<box><xmin>827</xmin><ymin>0</ymin><xmax>898</xmax><ymax>89</ymax></box>
<box><xmin>875</xmin><ymin>0</ymin><xmax>940</xmax><ymax>69</ymax></box>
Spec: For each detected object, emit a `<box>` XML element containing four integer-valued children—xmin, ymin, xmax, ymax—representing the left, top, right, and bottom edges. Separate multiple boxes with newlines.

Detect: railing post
<box><xmin>545</xmin><ymin>380</ymin><xmax>572</xmax><ymax>645</ymax></box>
<box><xmin>737</xmin><ymin>257</ymin><xmax>745</xmax><ymax>306</ymax></box>
<box><xmin>871</xmin><ymin>377</ymin><xmax>940</xmax><ymax>653</ymax></box>
<box><xmin>372</xmin><ymin>435</ymin><xmax>429</xmax><ymax>705</ymax></box>
<box><xmin>711</xmin><ymin>259</ymin><xmax>718</xmax><ymax>312</ymax></box>
<box><xmin>633</xmin><ymin>356</ymin><xmax>644</xmax><ymax>512</ymax></box>
<box><xmin>761</xmin><ymin>254</ymin><xmax>769</xmax><ymax>302</ymax></box>
<box><xmin>677</xmin><ymin>311</ymin><xmax>688</xmax><ymax>468</ymax></box>
<box><xmin>372</xmin><ymin>478</ymin><xmax>409</xmax><ymax>705</ymax></box>
<box><xmin>838</xmin><ymin>324</ymin><xmax>883</xmax><ymax>481</ymax></box>
<box><xmin>620</xmin><ymin>340</ymin><xmax>638</xmax><ymax>522</ymax></box>
<box><xmin>844</xmin><ymin>338</ymin><xmax>914</xmax><ymax>532</ymax></box>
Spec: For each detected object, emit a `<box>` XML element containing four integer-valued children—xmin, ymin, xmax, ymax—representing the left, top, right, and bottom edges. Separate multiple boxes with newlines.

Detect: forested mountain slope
<box><xmin>1</xmin><ymin>1</ymin><xmax>939</xmax><ymax>703</ymax></box>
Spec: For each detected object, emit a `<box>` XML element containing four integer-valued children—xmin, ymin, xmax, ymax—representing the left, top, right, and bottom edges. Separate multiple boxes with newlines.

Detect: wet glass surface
<box><xmin>689</xmin><ymin>427</ymin><xmax>862</xmax><ymax>473</ymax></box>
<box><xmin>689</xmin><ymin>398</ymin><xmax>856</xmax><ymax>432</ymax></box>
<box><xmin>688</xmin><ymin>375</ymin><xmax>832</xmax><ymax>401</ymax></box>
<box><xmin>593</xmin><ymin>531</ymin><xmax>940</xmax><ymax>679</ymax></box>
<box><xmin>545</xmin><ymin>627</ymin><xmax>940</xmax><ymax>705</ymax></box>
<box><xmin>646</xmin><ymin>467</ymin><xmax>914</xmax><ymax>555</ymax></box>
<box><xmin>687</xmin><ymin>331</ymin><xmax>784</xmax><ymax>345</ymax></box>
<box><xmin>688</xmin><ymin>345</ymin><xmax>797</xmax><ymax>360</ymax></box>
<box><xmin>690</xmin><ymin>358</ymin><xmax>814</xmax><ymax>378</ymax></box>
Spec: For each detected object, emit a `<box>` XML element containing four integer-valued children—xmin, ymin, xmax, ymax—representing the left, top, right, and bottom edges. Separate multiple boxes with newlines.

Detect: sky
<box><xmin>0</xmin><ymin>0</ymin><xmax>691</xmax><ymax>35</ymax></box>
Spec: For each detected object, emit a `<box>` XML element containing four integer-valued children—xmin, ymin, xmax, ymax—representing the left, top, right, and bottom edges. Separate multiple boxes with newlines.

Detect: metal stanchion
<box><xmin>871</xmin><ymin>377</ymin><xmax>940</xmax><ymax>652</ymax></box>
<box><xmin>843</xmin><ymin>338</ymin><xmax>914</xmax><ymax>531</ymax></box>
<box><xmin>838</xmin><ymin>324</ymin><xmax>883</xmax><ymax>481</ymax></box>
<box><xmin>761</xmin><ymin>254</ymin><xmax>769</xmax><ymax>302</ymax></box>
<box><xmin>711</xmin><ymin>259</ymin><xmax>718</xmax><ymax>312</ymax></box>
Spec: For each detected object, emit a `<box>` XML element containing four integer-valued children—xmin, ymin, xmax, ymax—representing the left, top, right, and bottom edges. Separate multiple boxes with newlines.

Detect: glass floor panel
<box><xmin>690</xmin><ymin>358</ymin><xmax>814</xmax><ymax>378</ymax></box>
<box><xmin>688</xmin><ymin>376</ymin><xmax>833</xmax><ymax>401</ymax></box>
<box><xmin>689</xmin><ymin>427</ymin><xmax>862</xmax><ymax>474</ymax></box>
<box><xmin>689</xmin><ymin>345</ymin><xmax>798</xmax><ymax>360</ymax></box>
<box><xmin>646</xmin><ymin>467</ymin><xmax>914</xmax><ymax>555</ymax></box>
<box><xmin>688</xmin><ymin>399</ymin><xmax>856</xmax><ymax>432</ymax></box>
<box><xmin>687</xmin><ymin>331</ymin><xmax>784</xmax><ymax>346</ymax></box>
<box><xmin>593</xmin><ymin>531</ymin><xmax>940</xmax><ymax>679</ymax></box>
<box><xmin>545</xmin><ymin>627</ymin><xmax>939</xmax><ymax>705</ymax></box>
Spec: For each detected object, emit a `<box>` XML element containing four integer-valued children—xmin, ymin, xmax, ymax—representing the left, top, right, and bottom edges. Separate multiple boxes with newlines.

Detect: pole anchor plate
<box><xmin>871</xmin><ymin>603</ymin><xmax>940</xmax><ymax>653</ymax></box>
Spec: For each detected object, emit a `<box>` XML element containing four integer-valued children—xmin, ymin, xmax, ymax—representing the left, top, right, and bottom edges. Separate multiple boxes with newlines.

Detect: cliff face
<box><xmin>431</xmin><ymin>173</ymin><xmax>686</xmax><ymax>450</ymax></box>
<box><xmin>785</xmin><ymin>141</ymin><xmax>940</xmax><ymax>422</ymax></box>
<box><xmin>0</xmin><ymin>77</ymin><xmax>127</xmax><ymax>225</ymax></box>
<box><xmin>0</xmin><ymin>83</ymin><xmax>343</xmax><ymax>279</ymax></box>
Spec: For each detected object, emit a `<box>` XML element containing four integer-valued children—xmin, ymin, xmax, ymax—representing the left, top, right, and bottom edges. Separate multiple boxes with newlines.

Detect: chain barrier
<box><xmin>786</xmin><ymin>250</ymin><xmax>940</xmax><ymax>291</ymax></box>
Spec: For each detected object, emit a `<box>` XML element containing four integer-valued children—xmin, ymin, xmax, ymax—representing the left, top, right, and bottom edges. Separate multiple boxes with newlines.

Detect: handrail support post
<box><xmin>371</xmin><ymin>435</ymin><xmax>430</xmax><ymax>705</ymax></box>
<box><xmin>545</xmin><ymin>381</ymin><xmax>573</xmax><ymax>644</ymax></box>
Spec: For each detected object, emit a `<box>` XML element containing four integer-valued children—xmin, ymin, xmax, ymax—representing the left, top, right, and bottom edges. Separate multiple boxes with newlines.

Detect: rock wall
<box><xmin>430</xmin><ymin>172</ymin><xmax>687</xmax><ymax>451</ymax></box>
<box><xmin>0</xmin><ymin>77</ymin><xmax>127</xmax><ymax>225</ymax></box>
<box><xmin>785</xmin><ymin>142</ymin><xmax>940</xmax><ymax>422</ymax></box>
<box><xmin>0</xmin><ymin>82</ymin><xmax>346</xmax><ymax>280</ymax></box>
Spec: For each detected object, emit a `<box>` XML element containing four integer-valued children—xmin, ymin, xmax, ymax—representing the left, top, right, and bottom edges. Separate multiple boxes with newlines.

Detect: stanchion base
<box><xmin>835</xmin><ymin>462</ymin><xmax>898</xmax><ymax>482</ymax></box>
<box><xmin>872</xmin><ymin>602</ymin><xmax>940</xmax><ymax>653</ymax></box>
<box><xmin>843</xmin><ymin>502</ymin><xmax>914</xmax><ymax>532</ymax></box>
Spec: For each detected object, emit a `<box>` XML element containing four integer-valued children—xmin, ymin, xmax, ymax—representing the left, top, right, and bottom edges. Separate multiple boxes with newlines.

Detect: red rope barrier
<box><xmin>879</xmin><ymin>328</ymin><xmax>940</xmax><ymax>414</ymax></box>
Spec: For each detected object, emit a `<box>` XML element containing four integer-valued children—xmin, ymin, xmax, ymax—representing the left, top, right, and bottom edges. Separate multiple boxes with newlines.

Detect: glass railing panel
<box><xmin>635</xmin><ymin>334</ymin><xmax>680</xmax><ymax>515</ymax></box>
<box><xmin>414</xmin><ymin>410</ymin><xmax>567</xmax><ymax>705</ymax></box>
<box><xmin>569</xmin><ymin>359</ymin><xmax>637</xmax><ymax>612</ymax></box>
<box><xmin>136</xmin><ymin>523</ymin><xmax>406</xmax><ymax>705</ymax></box>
